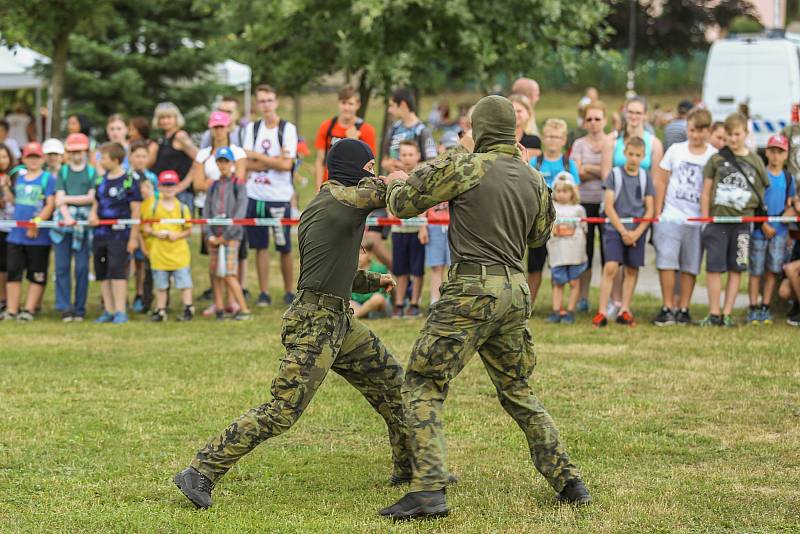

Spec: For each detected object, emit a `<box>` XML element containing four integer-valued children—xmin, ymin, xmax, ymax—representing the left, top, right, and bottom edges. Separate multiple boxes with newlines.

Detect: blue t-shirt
<box><xmin>753</xmin><ymin>170</ymin><xmax>796</xmax><ymax>239</ymax></box>
<box><xmin>384</xmin><ymin>121</ymin><xmax>438</xmax><ymax>161</ymax></box>
<box><xmin>94</xmin><ymin>172</ymin><xmax>143</xmax><ymax>242</ymax></box>
<box><xmin>8</xmin><ymin>169</ymin><xmax>55</xmax><ymax>246</ymax></box>
<box><xmin>530</xmin><ymin>156</ymin><xmax>581</xmax><ymax>188</ymax></box>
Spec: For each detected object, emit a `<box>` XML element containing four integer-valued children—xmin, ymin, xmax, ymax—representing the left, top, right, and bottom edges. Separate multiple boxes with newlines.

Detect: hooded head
<box><xmin>326</xmin><ymin>138</ymin><xmax>375</xmax><ymax>186</ymax></box>
<box><xmin>471</xmin><ymin>95</ymin><xmax>517</xmax><ymax>153</ymax></box>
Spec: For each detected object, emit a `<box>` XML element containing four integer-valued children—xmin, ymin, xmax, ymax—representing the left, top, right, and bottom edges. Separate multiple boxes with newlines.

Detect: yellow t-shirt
<box><xmin>142</xmin><ymin>196</ymin><xmax>192</xmax><ymax>271</ymax></box>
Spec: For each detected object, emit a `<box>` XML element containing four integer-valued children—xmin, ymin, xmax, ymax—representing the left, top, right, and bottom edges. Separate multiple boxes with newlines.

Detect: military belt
<box><xmin>452</xmin><ymin>262</ymin><xmax>521</xmax><ymax>278</ymax></box>
<box><xmin>297</xmin><ymin>289</ymin><xmax>348</xmax><ymax>312</ymax></box>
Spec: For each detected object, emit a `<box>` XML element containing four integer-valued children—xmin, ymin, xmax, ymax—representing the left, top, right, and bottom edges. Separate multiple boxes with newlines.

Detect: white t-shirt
<box><xmin>243</xmin><ymin>119</ymin><xmax>297</xmax><ymax>202</ymax></box>
<box><xmin>547</xmin><ymin>203</ymin><xmax>588</xmax><ymax>267</ymax></box>
<box><xmin>659</xmin><ymin>141</ymin><xmax>716</xmax><ymax>223</ymax></box>
<box><xmin>195</xmin><ymin>145</ymin><xmax>246</xmax><ymax>182</ymax></box>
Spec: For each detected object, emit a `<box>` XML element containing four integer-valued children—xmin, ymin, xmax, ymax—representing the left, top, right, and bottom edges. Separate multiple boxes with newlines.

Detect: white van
<box><xmin>703</xmin><ymin>35</ymin><xmax>800</xmax><ymax>149</ymax></box>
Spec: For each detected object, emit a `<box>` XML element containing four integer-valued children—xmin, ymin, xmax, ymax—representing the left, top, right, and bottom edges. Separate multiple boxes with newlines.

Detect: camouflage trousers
<box><xmin>404</xmin><ymin>268</ymin><xmax>581</xmax><ymax>492</ymax></box>
<box><xmin>191</xmin><ymin>292</ymin><xmax>412</xmax><ymax>483</ymax></box>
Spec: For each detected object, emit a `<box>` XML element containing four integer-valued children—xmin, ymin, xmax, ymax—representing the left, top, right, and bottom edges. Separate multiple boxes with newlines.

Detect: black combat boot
<box><xmin>556</xmin><ymin>478</ymin><xmax>592</xmax><ymax>506</ymax></box>
<box><xmin>173</xmin><ymin>467</ymin><xmax>213</xmax><ymax>509</ymax></box>
<box><xmin>379</xmin><ymin>490</ymin><xmax>449</xmax><ymax>520</ymax></box>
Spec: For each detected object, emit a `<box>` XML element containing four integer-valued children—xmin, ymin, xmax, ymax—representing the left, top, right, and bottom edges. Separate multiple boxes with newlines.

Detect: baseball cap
<box><xmin>208</xmin><ymin>111</ymin><xmax>231</xmax><ymax>128</ymax></box>
<box><xmin>65</xmin><ymin>133</ymin><xmax>90</xmax><ymax>152</ymax></box>
<box><xmin>678</xmin><ymin>100</ymin><xmax>694</xmax><ymax>114</ymax></box>
<box><xmin>215</xmin><ymin>147</ymin><xmax>234</xmax><ymax>161</ymax></box>
<box><xmin>767</xmin><ymin>134</ymin><xmax>789</xmax><ymax>151</ymax></box>
<box><xmin>158</xmin><ymin>170</ymin><xmax>180</xmax><ymax>185</ymax></box>
<box><xmin>42</xmin><ymin>138</ymin><xmax>65</xmax><ymax>155</ymax></box>
<box><xmin>22</xmin><ymin>142</ymin><xmax>44</xmax><ymax>158</ymax></box>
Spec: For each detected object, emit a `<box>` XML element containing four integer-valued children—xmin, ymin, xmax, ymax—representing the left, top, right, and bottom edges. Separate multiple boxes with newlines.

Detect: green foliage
<box><xmin>729</xmin><ymin>15</ymin><xmax>764</xmax><ymax>34</ymax></box>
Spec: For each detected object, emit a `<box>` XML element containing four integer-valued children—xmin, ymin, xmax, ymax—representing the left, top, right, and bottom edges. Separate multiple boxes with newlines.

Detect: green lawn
<box><xmin>1</xmin><ymin>233</ymin><xmax>799</xmax><ymax>533</ymax></box>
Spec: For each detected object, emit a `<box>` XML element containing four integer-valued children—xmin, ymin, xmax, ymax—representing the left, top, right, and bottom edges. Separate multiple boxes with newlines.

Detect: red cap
<box><xmin>208</xmin><ymin>111</ymin><xmax>231</xmax><ymax>128</ymax></box>
<box><xmin>158</xmin><ymin>170</ymin><xmax>180</xmax><ymax>185</ymax></box>
<box><xmin>22</xmin><ymin>142</ymin><xmax>44</xmax><ymax>158</ymax></box>
<box><xmin>65</xmin><ymin>133</ymin><xmax>90</xmax><ymax>152</ymax></box>
<box><xmin>767</xmin><ymin>134</ymin><xmax>789</xmax><ymax>151</ymax></box>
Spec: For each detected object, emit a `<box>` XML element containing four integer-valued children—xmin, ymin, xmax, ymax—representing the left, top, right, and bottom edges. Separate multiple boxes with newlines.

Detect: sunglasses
<box><xmin>584</xmin><ymin>117</ymin><xmax>603</xmax><ymax>122</ymax></box>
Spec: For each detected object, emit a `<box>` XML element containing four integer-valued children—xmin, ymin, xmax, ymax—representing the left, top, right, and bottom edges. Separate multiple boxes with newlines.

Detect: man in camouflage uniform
<box><xmin>174</xmin><ymin>139</ymin><xmax>412</xmax><ymax>509</ymax></box>
<box><xmin>379</xmin><ymin>95</ymin><xmax>591</xmax><ymax>520</ymax></box>
<box><xmin>781</xmin><ymin>122</ymin><xmax>800</xmax><ymax>184</ymax></box>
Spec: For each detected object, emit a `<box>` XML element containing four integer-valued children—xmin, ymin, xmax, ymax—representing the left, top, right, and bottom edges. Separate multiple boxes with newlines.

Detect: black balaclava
<box><xmin>326</xmin><ymin>138</ymin><xmax>375</xmax><ymax>187</ymax></box>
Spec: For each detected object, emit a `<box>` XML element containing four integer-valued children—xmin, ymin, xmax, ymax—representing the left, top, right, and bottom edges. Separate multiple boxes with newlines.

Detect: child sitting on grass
<box><xmin>350</xmin><ymin>240</ymin><xmax>392</xmax><ymax>319</ymax></box>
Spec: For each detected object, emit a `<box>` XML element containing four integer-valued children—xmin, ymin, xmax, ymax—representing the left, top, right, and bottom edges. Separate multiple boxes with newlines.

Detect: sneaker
<box><xmin>746</xmin><ymin>307</ymin><xmax>760</xmax><ymax>325</ymax></box>
<box><xmin>132</xmin><ymin>295</ymin><xmax>145</xmax><ymax>314</ymax></box>
<box><xmin>177</xmin><ymin>305</ymin><xmax>195</xmax><ymax>322</ymax></box>
<box><xmin>392</xmin><ymin>306</ymin><xmax>404</xmax><ymax>319</ymax></box>
<box><xmin>560</xmin><ymin>311</ymin><xmax>575</xmax><ymax>324</ymax></box>
<box><xmin>699</xmin><ymin>314</ymin><xmax>723</xmax><ymax>327</ymax></box>
<box><xmin>576</xmin><ymin>297</ymin><xmax>589</xmax><ymax>313</ymax></box>
<box><xmin>652</xmin><ymin>307</ymin><xmax>675</xmax><ymax>327</ymax></box>
<box><xmin>200</xmin><ymin>288</ymin><xmax>213</xmax><ymax>301</ymax></box>
<box><xmin>283</xmin><ymin>292</ymin><xmax>295</xmax><ymax>305</ymax></box>
<box><xmin>232</xmin><ymin>310</ymin><xmax>253</xmax><ymax>321</ymax></box>
<box><xmin>151</xmin><ymin>309</ymin><xmax>167</xmax><ymax>322</ymax></box>
<box><xmin>405</xmin><ymin>305</ymin><xmax>422</xmax><ymax>319</ymax></box>
<box><xmin>674</xmin><ymin>308</ymin><xmax>691</xmax><ymax>325</ymax></box>
<box><xmin>546</xmin><ymin>311</ymin><xmax>561</xmax><ymax>324</ymax></box>
<box><xmin>215</xmin><ymin>310</ymin><xmax>225</xmax><ymax>321</ymax></box>
<box><xmin>760</xmin><ymin>306</ymin><xmax>772</xmax><ymax>325</ymax></box>
<box><xmin>0</xmin><ymin>300</ymin><xmax>6</xmax><ymax>313</ymax></box>
<box><xmin>61</xmin><ymin>311</ymin><xmax>74</xmax><ymax>323</ymax></box>
<box><xmin>73</xmin><ymin>314</ymin><xmax>85</xmax><ymax>323</ymax></box>
<box><xmin>94</xmin><ymin>311</ymin><xmax>114</xmax><ymax>324</ymax></box>
<box><xmin>112</xmin><ymin>312</ymin><xmax>129</xmax><ymax>324</ymax></box>
<box><xmin>606</xmin><ymin>301</ymin><xmax>621</xmax><ymax>320</ymax></box>
<box><xmin>0</xmin><ymin>311</ymin><xmax>17</xmax><ymax>321</ymax></box>
<box><xmin>616</xmin><ymin>310</ymin><xmax>636</xmax><ymax>326</ymax></box>
<box><xmin>787</xmin><ymin>310</ymin><xmax>800</xmax><ymax>326</ymax></box>
<box><xmin>202</xmin><ymin>304</ymin><xmax>217</xmax><ymax>317</ymax></box>
<box><xmin>722</xmin><ymin>314</ymin><xmax>736</xmax><ymax>328</ymax></box>
<box><xmin>17</xmin><ymin>310</ymin><xmax>34</xmax><ymax>322</ymax></box>
<box><xmin>591</xmin><ymin>312</ymin><xmax>608</xmax><ymax>328</ymax></box>
<box><xmin>242</xmin><ymin>288</ymin><xmax>251</xmax><ymax>301</ymax></box>
<box><xmin>257</xmin><ymin>292</ymin><xmax>272</xmax><ymax>307</ymax></box>
<box><xmin>173</xmin><ymin>467</ymin><xmax>214</xmax><ymax>509</ymax></box>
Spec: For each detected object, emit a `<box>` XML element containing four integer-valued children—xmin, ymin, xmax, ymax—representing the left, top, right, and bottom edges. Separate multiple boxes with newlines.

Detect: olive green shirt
<box><xmin>703</xmin><ymin>152</ymin><xmax>769</xmax><ymax>217</ymax></box>
<box><xmin>386</xmin><ymin>144</ymin><xmax>555</xmax><ymax>273</ymax></box>
<box><xmin>781</xmin><ymin>124</ymin><xmax>800</xmax><ymax>178</ymax></box>
<box><xmin>297</xmin><ymin>178</ymin><xmax>387</xmax><ymax>300</ymax></box>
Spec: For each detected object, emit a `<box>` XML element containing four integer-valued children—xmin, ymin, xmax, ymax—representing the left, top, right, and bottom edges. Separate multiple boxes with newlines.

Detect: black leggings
<box><xmin>581</xmin><ymin>202</ymin><xmax>604</xmax><ymax>267</ymax></box>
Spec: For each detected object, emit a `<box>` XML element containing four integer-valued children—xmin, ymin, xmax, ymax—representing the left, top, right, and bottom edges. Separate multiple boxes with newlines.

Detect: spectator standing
<box><xmin>3</xmin><ymin>142</ymin><xmax>55</xmax><ymax>321</ymax></box>
<box><xmin>380</xmin><ymin>88</ymin><xmax>437</xmax><ymax>172</ymax></box>
<box><xmin>423</xmin><ymin>201</ymin><xmax>450</xmax><ymax>306</ymax></box>
<box><xmin>42</xmin><ymin>138</ymin><xmax>64</xmax><ymax>175</ymax></box>
<box><xmin>52</xmin><ymin>133</ymin><xmax>96</xmax><ymax>321</ymax></box>
<box><xmin>90</xmin><ymin>142</ymin><xmax>142</xmax><ymax>324</ymax></box>
<box><xmin>747</xmin><ymin>134</ymin><xmax>796</xmax><ymax>325</ymax></box>
<box><xmin>5</xmin><ymin>103</ymin><xmax>31</xmax><ymax>146</ymax></box>
<box><xmin>546</xmin><ymin>176</ymin><xmax>588</xmax><ymax>324</ymax></box>
<box><xmin>200</xmin><ymin>96</ymin><xmax>246</xmax><ymax>149</ymax></box>
<box><xmin>700</xmin><ymin>113</ymin><xmax>770</xmax><ymax>327</ymax></box>
<box><xmin>67</xmin><ymin>114</ymin><xmax>96</xmax><ymax>153</ymax></box>
<box><xmin>651</xmin><ymin>108</ymin><xmax>716</xmax><ymax>326</ymax></box>
<box><xmin>663</xmin><ymin>100</ymin><xmax>693</xmax><ymax>152</ymax></box>
<box><xmin>602</xmin><ymin>96</ymin><xmax>664</xmax><ymax>179</ymax></box>
<box><xmin>0</xmin><ymin>143</ymin><xmax>16</xmax><ymax>312</ymax></box>
<box><xmin>150</xmin><ymin>102</ymin><xmax>197</xmax><ymax>211</ymax></box>
<box><xmin>243</xmin><ymin>84</ymin><xmax>298</xmax><ymax>307</ymax></box>
<box><xmin>592</xmin><ymin>137</ymin><xmax>655</xmax><ymax>328</ymax></box>
<box><xmin>391</xmin><ymin>139</ymin><xmax>426</xmax><ymax>318</ymax></box>
<box><xmin>510</xmin><ymin>77</ymin><xmax>541</xmax><ymax>135</ymax></box>
<box><xmin>709</xmin><ymin>121</ymin><xmax>727</xmax><ymax>151</ymax></box>
<box><xmin>570</xmin><ymin>101</ymin><xmax>610</xmax><ymax>312</ymax></box>
<box><xmin>141</xmin><ymin>170</ymin><xmax>194</xmax><ymax>322</ymax></box>
<box><xmin>97</xmin><ymin>114</ymin><xmax>130</xmax><ymax>171</ymax></box>
<box><xmin>510</xmin><ymin>94</ymin><xmax>541</xmax><ymax>159</ymax></box>
<box><xmin>0</xmin><ymin>120</ymin><xmax>21</xmax><ymax>159</ymax></box>
<box><xmin>314</xmin><ymin>85</ymin><xmax>377</xmax><ymax>190</ymax></box>
<box><xmin>129</xmin><ymin>140</ymin><xmax>159</xmax><ymax>312</ymax></box>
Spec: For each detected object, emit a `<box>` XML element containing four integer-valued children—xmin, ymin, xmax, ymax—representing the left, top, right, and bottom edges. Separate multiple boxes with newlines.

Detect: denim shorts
<box><xmin>153</xmin><ymin>267</ymin><xmax>193</xmax><ymax>290</ymax></box>
<box><xmin>551</xmin><ymin>262</ymin><xmax>588</xmax><ymax>285</ymax></box>
<box><xmin>749</xmin><ymin>234</ymin><xmax>787</xmax><ymax>276</ymax></box>
<box><xmin>425</xmin><ymin>226</ymin><xmax>451</xmax><ymax>267</ymax></box>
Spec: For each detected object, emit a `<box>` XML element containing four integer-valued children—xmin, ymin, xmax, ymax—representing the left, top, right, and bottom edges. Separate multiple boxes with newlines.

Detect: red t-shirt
<box><xmin>315</xmin><ymin>117</ymin><xmax>377</xmax><ymax>181</ymax></box>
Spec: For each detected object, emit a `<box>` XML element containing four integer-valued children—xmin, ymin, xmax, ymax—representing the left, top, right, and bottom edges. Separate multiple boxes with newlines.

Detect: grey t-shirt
<box><xmin>663</xmin><ymin>119</ymin><xmax>687</xmax><ymax>152</ymax></box>
<box><xmin>603</xmin><ymin>167</ymin><xmax>655</xmax><ymax>228</ymax></box>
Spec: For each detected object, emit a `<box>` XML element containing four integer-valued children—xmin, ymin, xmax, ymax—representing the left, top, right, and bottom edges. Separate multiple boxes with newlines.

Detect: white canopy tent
<box><xmin>0</xmin><ymin>44</ymin><xmax>50</xmax><ymax>139</ymax></box>
<box><xmin>213</xmin><ymin>59</ymin><xmax>252</xmax><ymax>121</ymax></box>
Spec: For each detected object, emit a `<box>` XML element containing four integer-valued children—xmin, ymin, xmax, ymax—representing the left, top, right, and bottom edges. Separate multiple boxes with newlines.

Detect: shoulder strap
<box><xmin>323</xmin><ymin>116</ymin><xmax>339</xmax><ymax>161</ymax></box>
<box><xmin>251</xmin><ymin>120</ymin><xmax>262</xmax><ymax>151</ymax></box>
<box><xmin>786</xmin><ymin>170</ymin><xmax>794</xmax><ymax>203</ymax></box>
<box><xmin>719</xmin><ymin>147</ymin><xmax>766</xmax><ymax>210</ymax></box>
<box><xmin>355</xmin><ymin>117</ymin><xmax>364</xmax><ymax>130</ymax></box>
<box><xmin>638</xmin><ymin>169</ymin><xmax>648</xmax><ymax>200</ymax></box>
<box><xmin>612</xmin><ymin>167</ymin><xmax>623</xmax><ymax>199</ymax></box>
<box><xmin>60</xmin><ymin>164</ymin><xmax>68</xmax><ymax>182</ymax></box>
<box><xmin>277</xmin><ymin>119</ymin><xmax>287</xmax><ymax>149</ymax></box>
<box><xmin>535</xmin><ymin>157</ymin><xmax>543</xmax><ymax>170</ymax></box>
<box><xmin>562</xmin><ymin>154</ymin><xmax>569</xmax><ymax>170</ymax></box>
<box><xmin>87</xmin><ymin>165</ymin><xmax>97</xmax><ymax>182</ymax></box>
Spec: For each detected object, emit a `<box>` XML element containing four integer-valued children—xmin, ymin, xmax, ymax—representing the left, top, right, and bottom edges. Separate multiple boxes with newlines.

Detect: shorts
<box><xmin>0</xmin><ymin>231</ymin><xmax>7</xmax><ymax>272</ymax></box>
<box><xmin>702</xmin><ymin>223</ymin><xmax>750</xmax><ymax>273</ymax></box>
<box><xmin>425</xmin><ymin>226</ymin><xmax>451</xmax><ymax>267</ymax></box>
<box><xmin>603</xmin><ymin>227</ymin><xmax>646</xmax><ymax>268</ymax></box>
<box><xmin>6</xmin><ymin>242</ymin><xmax>50</xmax><ymax>284</ymax></box>
<box><xmin>209</xmin><ymin>240</ymin><xmax>241</xmax><ymax>277</ymax></box>
<box><xmin>551</xmin><ymin>262</ymin><xmax>588</xmax><ymax>285</ymax></box>
<box><xmin>749</xmin><ymin>234</ymin><xmax>787</xmax><ymax>276</ymax></box>
<box><xmin>392</xmin><ymin>232</ymin><xmax>425</xmax><ymax>276</ymax></box>
<box><xmin>93</xmin><ymin>239</ymin><xmax>130</xmax><ymax>281</ymax></box>
<box><xmin>367</xmin><ymin>208</ymin><xmax>391</xmax><ymax>239</ymax></box>
<box><xmin>527</xmin><ymin>245</ymin><xmax>548</xmax><ymax>273</ymax></box>
<box><xmin>245</xmin><ymin>199</ymin><xmax>291</xmax><ymax>252</ymax></box>
<box><xmin>153</xmin><ymin>267</ymin><xmax>193</xmax><ymax>290</ymax></box>
<box><xmin>653</xmin><ymin>222</ymin><xmax>702</xmax><ymax>275</ymax></box>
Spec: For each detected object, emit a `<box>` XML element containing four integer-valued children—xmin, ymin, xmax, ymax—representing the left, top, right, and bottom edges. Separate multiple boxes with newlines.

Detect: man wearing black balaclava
<box><xmin>174</xmin><ymin>139</ymin><xmax>413</xmax><ymax>509</ymax></box>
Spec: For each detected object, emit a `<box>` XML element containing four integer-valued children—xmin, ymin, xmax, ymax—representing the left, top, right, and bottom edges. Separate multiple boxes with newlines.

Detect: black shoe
<box><xmin>652</xmin><ymin>307</ymin><xmax>675</xmax><ymax>326</ymax></box>
<box><xmin>242</xmin><ymin>288</ymin><xmax>251</xmax><ymax>301</ymax></box>
<box><xmin>556</xmin><ymin>478</ymin><xmax>592</xmax><ymax>506</ymax></box>
<box><xmin>150</xmin><ymin>309</ymin><xmax>167</xmax><ymax>322</ymax></box>
<box><xmin>173</xmin><ymin>467</ymin><xmax>213</xmax><ymax>509</ymax></box>
<box><xmin>200</xmin><ymin>288</ymin><xmax>213</xmax><ymax>301</ymax></box>
<box><xmin>177</xmin><ymin>305</ymin><xmax>195</xmax><ymax>322</ymax></box>
<box><xmin>788</xmin><ymin>311</ymin><xmax>800</xmax><ymax>327</ymax></box>
<box><xmin>389</xmin><ymin>473</ymin><xmax>459</xmax><ymax>487</ymax></box>
<box><xmin>674</xmin><ymin>308</ymin><xmax>691</xmax><ymax>325</ymax></box>
<box><xmin>378</xmin><ymin>490</ymin><xmax>449</xmax><ymax>521</ymax></box>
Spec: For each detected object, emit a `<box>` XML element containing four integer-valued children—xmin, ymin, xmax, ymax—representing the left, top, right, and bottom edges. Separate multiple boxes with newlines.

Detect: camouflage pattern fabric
<box><xmin>403</xmin><ymin>270</ymin><xmax>581</xmax><ymax>493</ymax></box>
<box><xmin>326</xmin><ymin>177</ymin><xmax>387</xmax><ymax>211</ymax></box>
<box><xmin>191</xmin><ymin>296</ymin><xmax>412</xmax><ymax>483</ymax></box>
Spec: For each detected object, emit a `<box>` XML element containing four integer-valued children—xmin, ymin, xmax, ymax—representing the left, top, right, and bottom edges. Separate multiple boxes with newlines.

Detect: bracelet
<box><xmin>32</xmin><ymin>216</ymin><xmax>42</xmax><ymax>224</ymax></box>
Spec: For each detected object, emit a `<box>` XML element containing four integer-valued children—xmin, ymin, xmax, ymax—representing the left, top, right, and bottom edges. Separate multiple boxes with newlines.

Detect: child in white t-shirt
<box><xmin>546</xmin><ymin>175</ymin><xmax>588</xmax><ymax>324</ymax></box>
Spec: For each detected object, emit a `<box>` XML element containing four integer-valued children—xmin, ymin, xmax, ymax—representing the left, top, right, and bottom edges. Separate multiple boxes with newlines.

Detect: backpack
<box><xmin>534</xmin><ymin>154</ymin><xmax>571</xmax><ymax>173</ymax></box>
<box><xmin>251</xmin><ymin>118</ymin><xmax>298</xmax><ymax>173</ymax></box>
<box><xmin>324</xmin><ymin>115</ymin><xmax>364</xmax><ymax>160</ymax></box>
<box><xmin>599</xmin><ymin>167</ymin><xmax>649</xmax><ymax>216</ymax></box>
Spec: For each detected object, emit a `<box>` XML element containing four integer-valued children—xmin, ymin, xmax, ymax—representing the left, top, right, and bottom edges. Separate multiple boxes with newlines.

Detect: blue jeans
<box><xmin>54</xmin><ymin>235</ymin><xmax>91</xmax><ymax>316</ymax></box>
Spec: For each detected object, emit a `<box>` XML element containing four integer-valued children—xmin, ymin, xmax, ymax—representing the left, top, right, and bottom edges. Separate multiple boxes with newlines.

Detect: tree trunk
<box><xmin>50</xmin><ymin>28</ymin><xmax>70</xmax><ymax>138</ymax></box>
<box><xmin>292</xmin><ymin>92</ymin><xmax>301</xmax><ymax>131</ymax></box>
<box><xmin>378</xmin><ymin>93</ymin><xmax>391</xmax><ymax>169</ymax></box>
<box><xmin>357</xmin><ymin>72</ymin><xmax>372</xmax><ymax>119</ymax></box>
